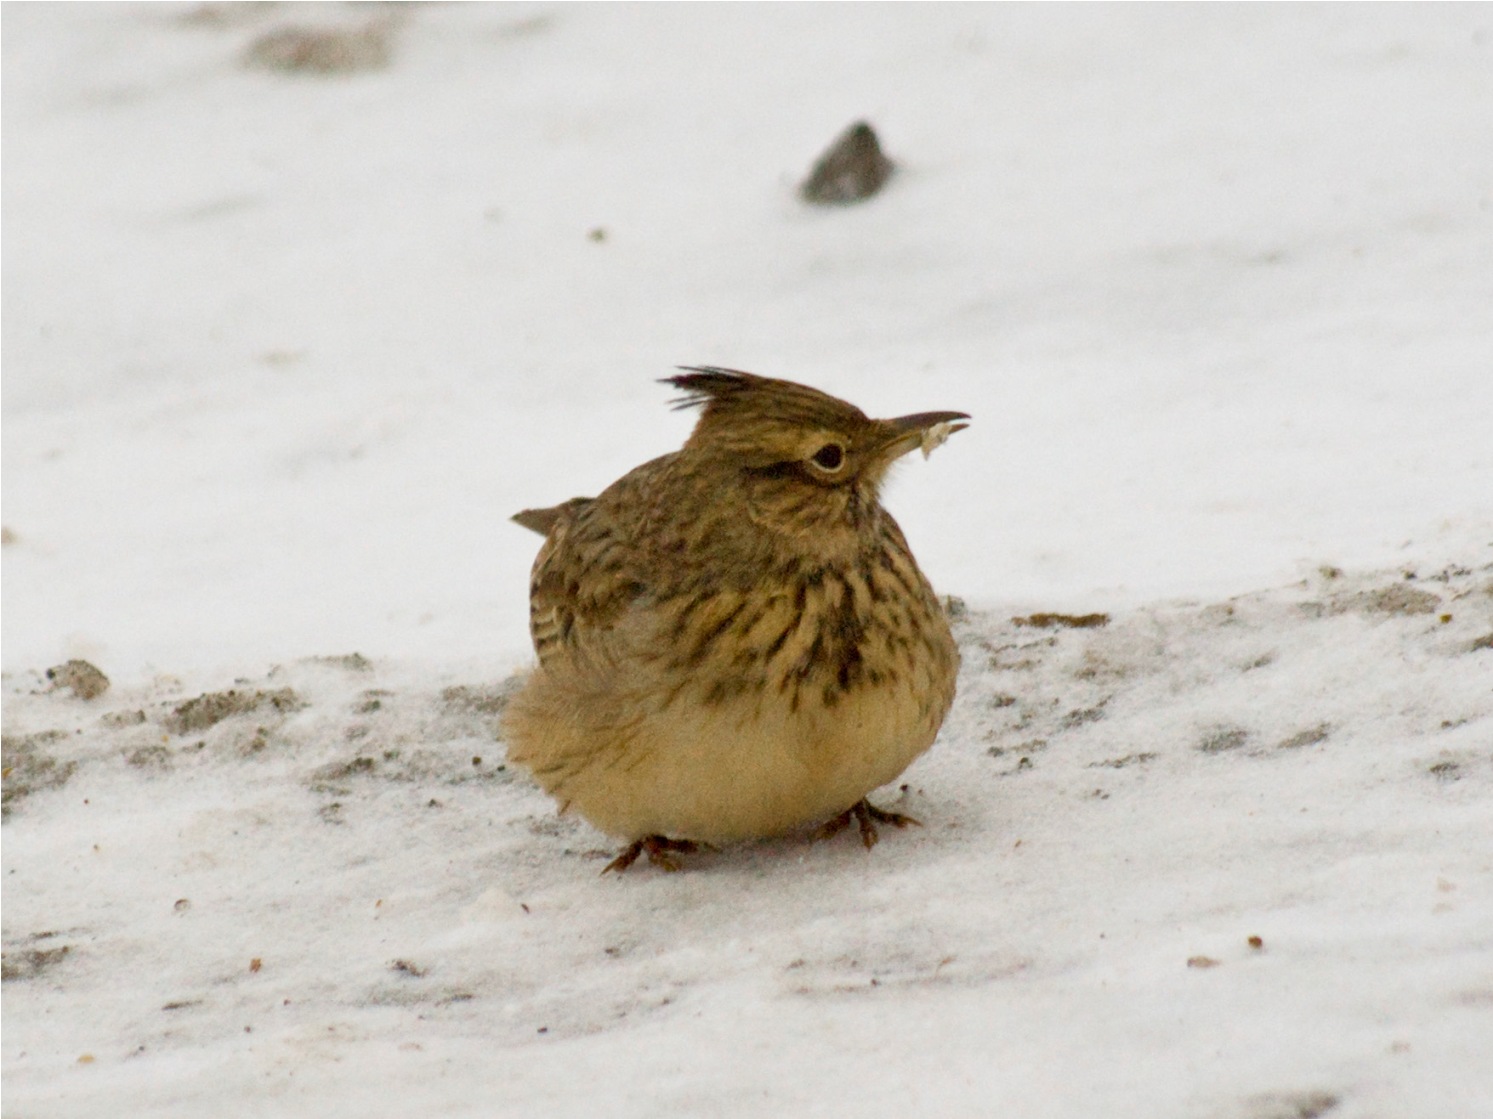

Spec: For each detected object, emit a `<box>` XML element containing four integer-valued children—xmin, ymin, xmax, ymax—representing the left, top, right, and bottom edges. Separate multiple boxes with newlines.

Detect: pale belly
<box><xmin>506</xmin><ymin>631</ymin><xmax>956</xmax><ymax>844</ymax></box>
<box><xmin>555</xmin><ymin>675</ymin><xmax>947</xmax><ymax>843</ymax></box>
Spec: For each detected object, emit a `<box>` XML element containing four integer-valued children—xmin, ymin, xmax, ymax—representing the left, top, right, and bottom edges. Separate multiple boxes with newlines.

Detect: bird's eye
<box><xmin>810</xmin><ymin>443</ymin><xmax>845</xmax><ymax>472</ymax></box>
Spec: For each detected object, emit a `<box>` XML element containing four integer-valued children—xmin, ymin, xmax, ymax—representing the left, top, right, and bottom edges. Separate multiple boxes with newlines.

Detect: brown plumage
<box><xmin>502</xmin><ymin>367</ymin><xmax>967</xmax><ymax>872</ymax></box>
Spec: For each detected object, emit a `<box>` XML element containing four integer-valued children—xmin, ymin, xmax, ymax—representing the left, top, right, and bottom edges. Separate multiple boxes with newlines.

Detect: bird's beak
<box><xmin>876</xmin><ymin>410</ymin><xmax>971</xmax><ymax>461</ymax></box>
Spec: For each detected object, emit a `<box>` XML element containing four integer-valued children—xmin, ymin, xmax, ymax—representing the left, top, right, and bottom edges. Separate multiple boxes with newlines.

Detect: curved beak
<box><xmin>877</xmin><ymin>410</ymin><xmax>971</xmax><ymax>460</ymax></box>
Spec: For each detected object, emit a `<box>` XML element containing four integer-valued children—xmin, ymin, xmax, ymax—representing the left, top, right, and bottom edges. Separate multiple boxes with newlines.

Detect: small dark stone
<box><xmin>800</xmin><ymin>121</ymin><xmax>895</xmax><ymax>205</ymax></box>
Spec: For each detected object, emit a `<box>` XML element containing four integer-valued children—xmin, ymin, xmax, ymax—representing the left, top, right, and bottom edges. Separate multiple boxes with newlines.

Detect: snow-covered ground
<box><xmin>3</xmin><ymin>4</ymin><xmax>1491</xmax><ymax>1117</ymax></box>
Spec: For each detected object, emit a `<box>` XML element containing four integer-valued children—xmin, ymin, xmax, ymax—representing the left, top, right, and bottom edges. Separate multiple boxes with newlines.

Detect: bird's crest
<box><xmin>664</xmin><ymin>367</ymin><xmax>870</xmax><ymax>446</ymax></box>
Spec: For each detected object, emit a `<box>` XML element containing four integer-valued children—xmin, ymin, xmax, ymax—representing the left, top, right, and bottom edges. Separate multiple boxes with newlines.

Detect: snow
<box><xmin>3</xmin><ymin>4</ymin><xmax>1491</xmax><ymax>1117</ymax></box>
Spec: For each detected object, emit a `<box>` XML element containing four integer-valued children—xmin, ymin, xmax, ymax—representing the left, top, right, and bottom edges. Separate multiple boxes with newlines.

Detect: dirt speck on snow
<box><xmin>2</xmin><ymin>731</ymin><xmax>77</xmax><ymax>819</ymax></box>
<box><xmin>45</xmin><ymin>660</ymin><xmax>110</xmax><ymax>700</ymax></box>
<box><xmin>163</xmin><ymin>688</ymin><xmax>305</xmax><ymax>735</ymax></box>
<box><xmin>244</xmin><ymin>20</ymin><xmax>394</xmax><ymax>75</ymax></box>
<box><xmin>1013</xmin><ymin>613</ymin><xmax>1111</xmax><ymax>630</ymax></box>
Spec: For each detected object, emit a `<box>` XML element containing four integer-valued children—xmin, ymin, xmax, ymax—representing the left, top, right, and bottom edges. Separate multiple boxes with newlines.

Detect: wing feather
<box><xmin>521</xmin><ymin>458</ymin><xmax>675</xmax><ymax>670</ymax></box>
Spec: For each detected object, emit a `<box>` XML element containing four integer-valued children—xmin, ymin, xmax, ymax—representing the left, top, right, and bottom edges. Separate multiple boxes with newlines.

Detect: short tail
<box><xmin>511</xmin><ymin>496</ymin><xmax>593</xmax><ymax>536</ymax></box>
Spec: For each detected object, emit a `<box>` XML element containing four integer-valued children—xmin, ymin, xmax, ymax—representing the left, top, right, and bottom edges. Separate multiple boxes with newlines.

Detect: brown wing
<box><xmin>519</xmin><ymin>457</ymin><xmax>673</xmax><ymax>670</ymax></box>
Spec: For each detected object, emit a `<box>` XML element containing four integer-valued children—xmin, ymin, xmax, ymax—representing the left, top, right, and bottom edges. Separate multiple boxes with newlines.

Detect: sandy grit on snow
<box><xmin>3</xmin><ymin>557</ymin><xmax>1491</xmax><ymax>1118</ymax></box>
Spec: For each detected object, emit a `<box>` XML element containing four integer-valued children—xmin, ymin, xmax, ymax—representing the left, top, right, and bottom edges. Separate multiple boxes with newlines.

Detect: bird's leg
<box><xmin>817</xmin><ymin>799</ymin><xmax>922</xmax><ymax>850</ymax></box>
<box><xmin>855</xmin><ymin>800</ymin><xmax>922</xmax><ymax>848</ymax></box>
<box><xmin>602</xmin><ymin>836</ymin><xmax>701</xmax><ymax>875</ymax></box>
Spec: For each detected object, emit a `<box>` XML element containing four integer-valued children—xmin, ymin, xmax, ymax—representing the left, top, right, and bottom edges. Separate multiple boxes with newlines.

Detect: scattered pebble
<box><xmin>799</xmin><ymin>121</ymin><xmax>894</xmax><ymax>205</ymax></box>
<box><xmin>45</xmin><ymin>660</ymin><xmax>110</xmax><ymax>701</ymax></box>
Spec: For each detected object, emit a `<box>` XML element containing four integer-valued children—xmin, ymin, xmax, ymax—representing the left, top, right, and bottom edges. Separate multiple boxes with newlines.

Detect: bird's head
<box><xmin>666</xmin><ymin>367</ymin><xmax>968</xmax><ymax>538</ymax></box>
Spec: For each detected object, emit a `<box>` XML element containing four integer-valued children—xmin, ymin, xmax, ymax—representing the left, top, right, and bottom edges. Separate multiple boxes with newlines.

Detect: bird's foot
<box><xmin>817</xmin><ymin>799</ymin><xmax>922</xmax><ymax>850</ymax></box>
<box><xmin>602</xmin><ymin>835</ymin><xmax>702</xmax><ymax>875</ymax></box>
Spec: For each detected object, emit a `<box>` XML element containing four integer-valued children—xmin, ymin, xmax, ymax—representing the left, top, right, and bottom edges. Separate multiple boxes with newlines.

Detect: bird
<box><xmin>502</xmin><ymin>367</ymin><xmax>967</xmax><ymax>873</ymax></box>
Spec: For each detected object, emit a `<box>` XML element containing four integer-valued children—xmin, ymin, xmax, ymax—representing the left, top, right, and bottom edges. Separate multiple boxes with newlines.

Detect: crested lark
<box><xmin>503</xmin><ymin>368</ymin><xmax>967</xmax><ymax>872</ymax></box>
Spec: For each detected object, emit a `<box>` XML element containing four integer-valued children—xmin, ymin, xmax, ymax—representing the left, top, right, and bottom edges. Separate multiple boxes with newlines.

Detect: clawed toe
<box><xmin>814</xmin><ymin>809</ymin><xmax>855</xmax><ymax>842</ymax></box>
<box><xmin>817</xmin><ymin>798</ymin><xmax>922</xmax><ymax>850</ymax></box>
<box><xmin>602</xmin><ymin>835</ymin><xmax>702</xmax><ymax>875</ymax></box>
<box><xmin>602</xmin><ymin>800</ymin><xmax>921</xmax><ymax>872</ymax></box>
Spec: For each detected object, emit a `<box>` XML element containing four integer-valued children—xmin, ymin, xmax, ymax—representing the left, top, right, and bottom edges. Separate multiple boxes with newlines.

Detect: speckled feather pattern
<box><xmin>503</xmin><ymin>369</ymin><xmax>963</xmax><ymax>847</ymax></box>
